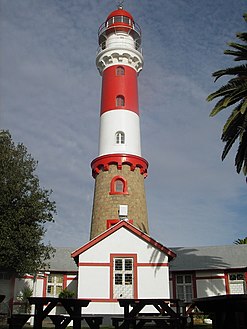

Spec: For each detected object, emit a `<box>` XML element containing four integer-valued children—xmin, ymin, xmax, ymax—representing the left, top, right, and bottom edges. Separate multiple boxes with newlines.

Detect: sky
<box><xmin>1</xmin><ymin>0</ymin><xmax>246</xmax><ymax>249</ymax></box>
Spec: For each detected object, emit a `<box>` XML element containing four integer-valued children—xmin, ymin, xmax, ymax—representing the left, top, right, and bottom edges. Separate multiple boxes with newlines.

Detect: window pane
<box><xmin>115</xmin><ymin>259</ymin><xmax>123</xmax><ymax>270</ymax></box>
<box><xmin>177</xmin><ymin>286</ymin><xmax>184</xmax><ymax>300</ymax></box>
<box><xmin>185</xmin><ymin>286</ymin><xmax>192</xmax><ymax>302</ymax></box>
<box><xmin>116</xmin><ymin>131</ymin><xmax>125</xmax><ymax>144</ymax></box>
<box><xmin>57</xmin><ymin>276</ymin><xmax>63</xmax><ymax>284</ymax></box>
<box><xmin>115</xmin><ymin>180</ymin><xmax>124</xmax><ymax>192</ymax></box>
<box><xmin>56</xmin><ymin>286</ymin><xmax>63</xmax><ymax>295</ymax></box>
<box><xmin>106</xmin><ymin>18</ymin><xmax>114</xmax><ymax>26</ymax></box>
<box><xmin>116</xmin><ymin>95</ymin><xmax>125</xmax><ymax>107</ymax></box>
<box><xmin>230</xmin><ymin>274</ymin><xmax>237</xmax><ymax>281</ymax></box>
<box><xmin>125</xmin><ymin>274</ymin><xmax>132</xmax><ymax>285</ymax></box>
<box><xmin>48</xmin><ymin>286</ymin><xmax>54</xmax><ymax>295</ymax></box>
<box><xmin>125</xmin><ymin>259</ymin><xmax>133</xmax><ymax>271</ymax></box>
<box><xmin>48</xmin><ymin>276</ymin><xmax>54</xmax><ymax>283</ymax></box>
<box><xmin>115</xmin><ymin>274</ymin><xmax>122</xmax><ymax>285</ymax></box>
<box><xmin>176</xmin><ymin>275</ymin><xmax>183</xmax><ymax>284</ymax></box>
<box><xmin>116</xmin><ymin>66</ymin><xmax>125</xmax><ymax>76</ymax></box>
<box><xmin>185</xmin><ymin>275</ymin><xmax>192</xmax><ymax>283</ymax></box>
<box><xmin>123</xmin><ymin>17</ymin><xmax>130</xmax><ymax>24</ymax></box>
<box><xmin>114</xmin><ymin>16</ymin><xmax>122</xmax><ymax>23</ymax></box>
<box><xmin>237</xmin><ymin>273</ymin><xmax>244</xmax><ymax>280</ymax></box>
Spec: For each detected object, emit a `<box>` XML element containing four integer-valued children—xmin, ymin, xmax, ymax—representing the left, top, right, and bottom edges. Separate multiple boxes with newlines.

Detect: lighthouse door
<box><xmin>113</xmin><ymin>258</ymin><xmax>134</xmax><ymax>298</ymax></box>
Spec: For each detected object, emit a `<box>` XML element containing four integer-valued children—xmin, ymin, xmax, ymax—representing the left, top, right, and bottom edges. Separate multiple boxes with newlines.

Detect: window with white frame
<box><xmin>47</xmin><ymin>274</ymin><xmax>63</xmax><ymax>297</ymax></box>
<box><xmin>113</xmin><ymin>258</ymin><xmax>134</xmax><ymax>299</ymax></box>
<box><xmin>116</xmin><ymin>131</ymin><xmax>125</xmax><ymax>144</ymax></box>
<box><xmin>176</xmin><ymin>274</ymin><xmax>193</xmax><ymax>302</ymax></box>
<box><xmin>229</xmin><ymin>273</ymin><xmax>246</xmax><ymax>294</ymax></box>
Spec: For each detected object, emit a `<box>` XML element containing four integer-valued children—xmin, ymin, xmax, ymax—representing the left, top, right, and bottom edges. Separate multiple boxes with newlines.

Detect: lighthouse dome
<box><xmin>106</xmin><ymin>8</ymin><xmax>134</xmax><ymax>23</ymax></box>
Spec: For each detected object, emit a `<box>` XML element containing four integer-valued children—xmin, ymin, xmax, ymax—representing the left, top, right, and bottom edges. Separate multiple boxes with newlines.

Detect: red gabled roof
<box><xmin>71</xmin><ymin>221</ymin><xmax>176</xmax><ymax>264</ymax></box>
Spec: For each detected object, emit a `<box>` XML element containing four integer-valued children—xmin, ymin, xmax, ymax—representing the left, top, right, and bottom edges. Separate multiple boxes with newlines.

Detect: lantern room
<box><xmin>98</xmin><ymin>7</ymin><xmax>142</xmax><ymax>53</ymax></box>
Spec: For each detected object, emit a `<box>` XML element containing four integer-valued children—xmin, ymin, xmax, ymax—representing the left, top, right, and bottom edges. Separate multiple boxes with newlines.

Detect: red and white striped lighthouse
<box><xmin>90</xmin><ymin>6</ymin><xmax>149</xmax><ymax>239</ymax></box>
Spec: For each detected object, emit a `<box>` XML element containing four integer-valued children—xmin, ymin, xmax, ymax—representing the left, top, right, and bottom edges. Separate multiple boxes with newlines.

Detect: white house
<box><xmin>71</xmin><ymin>220</ymin><xmax>175</xmax><ymax>316</ymax></box>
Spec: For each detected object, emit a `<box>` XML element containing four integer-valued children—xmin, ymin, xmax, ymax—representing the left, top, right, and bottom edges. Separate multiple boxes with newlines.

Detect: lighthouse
<box><xmin>72</xmin><ymin>6</ymin><xmax>175</xmax><ymax>315</ymax></box>
<box><xmin>90</xmin><ymin>5</ymin><xmax>149</xmax><ymax>239</ymax></box>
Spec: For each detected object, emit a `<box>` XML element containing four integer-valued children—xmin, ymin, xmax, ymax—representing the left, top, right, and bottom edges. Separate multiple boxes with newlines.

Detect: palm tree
<box><xmin>234</xmin><ymin>237</ymin><xmax>247</xmax><ymax>244</ymax></box>
<box><xmin>207</xmin><ymin>13</ymin><xmax>247</xmax><ymax>176</ymax></box>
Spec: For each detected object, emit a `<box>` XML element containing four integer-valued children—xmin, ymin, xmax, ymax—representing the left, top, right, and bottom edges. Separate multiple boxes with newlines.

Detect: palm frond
<box><xmin>235</xmin><ymin>130</ymin><xmax>247</xmax><ymax>173</ymax></box>
<box><xmin>222</xmin><ymin>82</ymin><xmax>247</xmax><ymax>107</ymax></box>
<box><xmin>240</xmin><ymin>99</ymin><xmax>247</xmax><ymax>114</ymax></box>
<box><xmin>236</xmin><ymin>32</ymin><xmax>247</xmax><ymax>42</ymax></box>
<box><xmin>226</xmin><ymin>42</ymin><xmax>247</xmax><ymax>53</ymax></box>
<box><xmin>212</xmin><ymin>64</ymin><xmax>247</xmax><ymax>81</ymax></box>
<box><xmin>207</xmin><ymin>79</ymin><xmax>243</xmax><ymax>101</ymax></box>
<box><xmin>224</xmin><ymin>49</ymin><xmax>247</xmax><ymax>60</ymax></box>
<box><xmin>221</xmin><ymin>130</ymin><xmax>240</xmax><ymax>160</ymax></box>
<box><xmin>222</xmin><ymin>110</ymin><xmax>245</xmax><ymax>142</ymax></box>
<box><xmin>222</xmin><ymin>104</ymin><xmax>242</xmax><ymax>133</ymax></box>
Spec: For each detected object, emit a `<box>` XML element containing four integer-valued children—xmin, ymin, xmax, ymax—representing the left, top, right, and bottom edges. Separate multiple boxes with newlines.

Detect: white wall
<box><xmin>77</xmin><ymin>227</ymin><xmax>170</xmax><ymax>315</ymax></box>
<box><xmin>196</xmin><ymin>272</ymin><xmax>226</xmax><ymax>298</ymax></box>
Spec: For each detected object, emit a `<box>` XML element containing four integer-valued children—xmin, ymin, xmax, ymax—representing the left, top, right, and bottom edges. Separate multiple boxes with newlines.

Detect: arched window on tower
<box><xmin>116</xmin><ymin>131</ymin><xmax>125</xmax><ymax>144</ymax></box>
<box><xmin>116</xmin><ymin>95</ymin><xmax>125</xmax><ymax>107</ymax></box>
<box><xmin>116</xmin><ymin>66</ymin><xmax>125</xmax><ymax>76</ymax></box>
<box><xmin>110</xmin><ymin>176</ymin><xmax>128</xmax><ymax>195</ymax></box>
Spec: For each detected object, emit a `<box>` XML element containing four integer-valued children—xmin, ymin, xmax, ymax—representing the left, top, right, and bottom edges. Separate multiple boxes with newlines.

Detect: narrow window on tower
<box><xmin>110</xmin><ymin>176</ymin><xmax>128</xmax><ymax>195</ymax></box>
<box><xmin>115</xmin><ymin>179</ymin><xmax>124</xmax><ymax>192</ymax></box>
<box><xmin>116</xmin><ymin>95</ymin><xmax>125</xmax><ymax>107</ymax></box>
<box><xmin>116</xmin><ymin>131</ymin><xmax>125</xmax><ymax>144</ymax></box>
<box><xmin>116</xmin><ymin>66</ymin><xmax>125</xmax><ymax>76</ymax></box>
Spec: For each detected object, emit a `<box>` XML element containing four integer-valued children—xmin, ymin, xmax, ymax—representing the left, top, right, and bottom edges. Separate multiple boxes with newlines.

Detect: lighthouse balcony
<box><xmin>91</xmin><ymin>154</ymin><xmax>148</xmax><ymax>178</ymax></box>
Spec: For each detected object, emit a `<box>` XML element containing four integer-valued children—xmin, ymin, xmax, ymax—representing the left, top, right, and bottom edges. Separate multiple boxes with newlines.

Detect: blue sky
<box><xmin>1</xmin><ymin>0</ymin><xmax>246</xmax><ymax>249</ymax></box>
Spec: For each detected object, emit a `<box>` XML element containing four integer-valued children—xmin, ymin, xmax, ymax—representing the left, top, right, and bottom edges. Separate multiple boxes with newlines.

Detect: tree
<box><xmin>0</xmin><ymin>130</ymin><xmax>56</xmax><ymax>275</ymax></box>
<box><xmin>234</xmin><ymin>237</ymin><xmax>247</xmax><ymax>244</ymax></box>
<box><xmin>207</xmin><ymin>13</ymin><xmax>247</xmax><ymax>176</ymax></box>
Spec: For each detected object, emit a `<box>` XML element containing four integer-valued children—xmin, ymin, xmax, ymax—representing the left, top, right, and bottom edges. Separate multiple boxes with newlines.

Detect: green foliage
<box><xmin>58</xmin><ymin>288</ymin><xmax>75</xmax><ymax>299</ymax></box>
<box><xmin>0</xmin><ymin>130</ymin><xmax>56</xmax><ymax>275</ymax></box>
<box><xmin>18</xmin><ymin>285</ymin><xmax>33</xmax><ymax>313</ymax></box>
<box><xmin>207</xmin><ymin>13</ymin><xmax>247</xmax><ymax>175</ymax></box>
<box><xmin>234</xmin><ymin>237</ymin><xmax>247</xmax><ymax>244</ymax></box>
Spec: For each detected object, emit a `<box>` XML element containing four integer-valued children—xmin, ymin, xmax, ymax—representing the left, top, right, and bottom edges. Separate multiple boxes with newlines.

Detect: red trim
<box><xmin>110</xmin><ymin>254</ymin><xmax>138</xmax><ymax>299</ymax></box>
<box><xmin>171</xmin><ymin>273</ymin><xmax>176</xmax><ymax>299</ymax></box>
<box><xmin>224</xmin><ymin>272</ymin><xmax>230</xmax><ymax>295</ymax></box>
<box><xmin>79</xmin><ymin>262</ymin><xmax>110</xmax><ymax>267</ymax></box>
<box><xmin>196</xmin><ymin>275</ymin><xmax>225</xmax><ymax>280</ymax></box>
<box><xmin>91</xmin><ymin>154</ymin><xmax>148</xmax><ymax>178</ymax></box>
<box><xmin>42</xmin><ymin>274</ymin><xmax>48</xmax><ymax>297</ymax></box>
<box><xmin>63</xmin><ymin>274</ymin><xmax>67</xmax><ymax>290</ymax></box>
<box><xmin>71</xmin><ymin>221</ymin><xmax>176</xmax><ymax>262</ymax></box>
<box><xmin>22</xmin><ymin>275</ymin><xmax>34</xmax><ymax>279</ymax></box>
<box><xmin>137</xmin><ymin>263</ymin><xmax>169</xmax><ymax>267</ymax></box>
<box><xmin>109</xmin><ymin>176</ymin><xmax>128</xmax><ymax>195</ymax></box>
<box><xmin>192</xmin><ymin>273</ymin><xmax>197</xmax><ymax>299</ymax></box>
<box><xmin>78</xmin><ymin>261</ymin><xmax>167</xmax><ymax>267</ymax></box>
<box><xmin>106</xmin><ymin>219</ymin><xmax>133</xmax><ymax>229</ymax></box>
